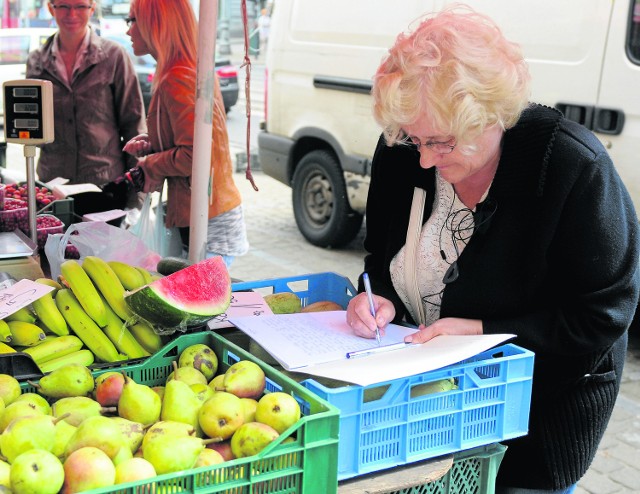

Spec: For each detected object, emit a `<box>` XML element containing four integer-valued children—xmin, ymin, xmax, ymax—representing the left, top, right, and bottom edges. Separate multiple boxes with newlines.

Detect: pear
<box><xmin>198</xmin><ymin>392</ymin><xmax>244</xmax><ymax>440</ymax></box>
<box><xmin>94</xmin><ymin>372</ymin><xmax>125</xmax><ymax>407</ymax></box>
<box><xmin>0</xmin><ymin>401</ymin><xmax>44</xmax><ymax>433</ymax></box>
<box><xmin>62</xmin><ymin>447</ymin><xmax>116</xmax><ymax>493</ymax></box>
<box><xmin>64</xmin><ymin>415</ymin><xmax>131</xmax><ymax>465</ymax></box>
<box><xmin>143</xmin><ymin>435</ymin><xmax>209</xmax><ymax>475</ymax></box>
<box><xmin>178</xmin><ymin>344</ymin><xmax>218</xmax><ymax>381</ymax></box>
<box><xmin>208</xmin><ymin>374</ymin><xmax>225</xmax><ymax>392</ymax></box>
<box><xmin>110</xmin><ymin>417</ymin><xmax>145</xmax><ymax>453</ymax></box>
<box><xmin>167</xmin><ymin>364</ymin><xmax>208</xmax><ymax>387</ymax></box>
<box><xmin>52</xmin><ymin>396</ymin><xmax>116</xmax><ymax>427</ymax></box>
<box><xmin>0</xmin><ymin>459</ymin><xmax>9</xmax><ymax>489</ymax></box>
<box><xmin>0</xmin><ymin>413</ymin><xmax>68</xmax><ymax>463</ymax></box>
<box><xmin>191</xmin><ymin>383</ymin><xmax>215</xmax><ymax>404</ymax></box>
<box><xmin>231</xmin><ymin>422</ymin><xmax>279</xmax><ymax>458</ymax></box>
<box><xmin>29</xmin><ymin>363</ymin><xmax>94</xmax><ymax>399</ymax></box>
<box><xmin>10</xmin><ymin>449</ymin><xmax>64</xmax><ymax>494</ymax></box>
<box><xmin>0</xmin><ymin>375</ymin><xmax>21</xmax><ymax>406</ymax></box>
<box><xmin>114</xmin><ymin>457</ymin><xmax>157</xmax><ymax>485</ymax></box>
<box><xmin>52</xmin><ymin>420</ymin><xmax>77</xmax><ymax>459</ymax></box>
<box><xmin>118</xmin><ymin>375</ymin><xmax>161</xmax><ymax>426</ymax></box>
<box><xmin>13</xmin><ymin>393</ymin><xmax>52</xmax><ymax>415</ymax></box>
<box><xmin>141</xmin><ymin>420</ymin><xmax>196</xmax><ymax>452</ymax></box>
<box><xmin>255</xmin><ymin>392</ymin><xmax>301</xmax><ymax>433</ymax></box>
<box><xmin>241</xmin><ymin>397</ymin><xmax>259</xmax><ymax>423</ymax></box>
<box><xmin>223</xmin><ymin>361</ymin><xmax>266</xmax><ymax>399</ymax></box>
<box><xmin>161</xmin><ymin>378</ymin><xmax>202</xmax><ymax>435</ymax></box>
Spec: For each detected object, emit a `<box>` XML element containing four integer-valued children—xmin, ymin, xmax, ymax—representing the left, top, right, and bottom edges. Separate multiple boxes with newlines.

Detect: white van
<box><xmin>258</xmin><ymin>0</ymin><xmax>640</xmax><ymax>247</ymax></box>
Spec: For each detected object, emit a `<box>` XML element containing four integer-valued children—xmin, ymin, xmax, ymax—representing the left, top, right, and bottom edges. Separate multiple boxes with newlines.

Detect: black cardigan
<box><xmin>362</xmin><ymin>104</ymin><xmax>640</xmax><ymax>489</ymax></box>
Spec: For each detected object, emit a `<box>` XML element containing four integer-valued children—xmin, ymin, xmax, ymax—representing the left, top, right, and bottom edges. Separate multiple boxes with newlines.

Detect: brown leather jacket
<box><xmin>140</xmin><ymin>65</ymin><xmax>242</xmax><ymax>228</ymax></box>
<box><xmin>26</xmin><ymin>29</ymin><xmax>146</xmax><ymax>185</ymax></box>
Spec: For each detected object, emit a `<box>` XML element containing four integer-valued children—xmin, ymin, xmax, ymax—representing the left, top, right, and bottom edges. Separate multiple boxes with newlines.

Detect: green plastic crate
<box><xmin>389</xmin><ymin>444</ymin><xmax>506</xmax><ymax>494</ymax></box>
<box><xmin>21</xmin><ymin>332</ymin><xmax>341</xmax><ymax>494</ymax></box>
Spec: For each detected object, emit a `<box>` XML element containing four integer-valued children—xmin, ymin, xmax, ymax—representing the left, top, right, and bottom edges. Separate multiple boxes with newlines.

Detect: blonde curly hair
<box><xmin>372</xmin><ymin>4</ymin><xmax>531</xmax><ymax>152</ymax></box>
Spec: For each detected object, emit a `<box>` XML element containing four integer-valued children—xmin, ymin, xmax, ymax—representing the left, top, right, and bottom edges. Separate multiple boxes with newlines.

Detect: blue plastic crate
<box><xmin>304</xmin><ymin>343</ymin><xmax>533</xmax><ymax>480</ymax></box>
<box><xmin>232</xmin><ymin>271</ymin><xmax>357</xmax><ymax>309</ymax></box>
<box><xmin>230</xmin><ymin>273</ymin><xmax>534</xmax><ymax>481</ymax></box>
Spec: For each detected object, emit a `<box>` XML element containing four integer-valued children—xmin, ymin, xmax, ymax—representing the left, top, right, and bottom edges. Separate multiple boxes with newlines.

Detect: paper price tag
<box><xmin>207</xmin><ymin>291</ymin><xmax>273</xmax><ymax>329</ymax></box>
<box><xmin>0</xmin><ymin>279</ymin><xmax>54</xmax><ymax>319</ymax></box>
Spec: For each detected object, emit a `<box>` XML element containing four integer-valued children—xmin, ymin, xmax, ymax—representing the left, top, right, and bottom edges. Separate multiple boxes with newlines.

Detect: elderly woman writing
<box><xmin>346</xmin><ymin>5</ymin><xmax>639</xmax><ymax>494</ymax></box>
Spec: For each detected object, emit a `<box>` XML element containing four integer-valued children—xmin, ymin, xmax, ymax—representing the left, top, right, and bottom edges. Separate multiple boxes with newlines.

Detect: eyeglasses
<box><xmin>400</xmin><ymin>134</ymin><xmax>457</xmax><ymax>154</ymax></box>
<box><xmin>52</xmin><ymin>3</ymin><xmax>94</xmax><ymax>14</ymax></box>
<box><xmin>125</xmin><ymin>16</ymin><xmax>136</xmax><ymax>27</ymax></box>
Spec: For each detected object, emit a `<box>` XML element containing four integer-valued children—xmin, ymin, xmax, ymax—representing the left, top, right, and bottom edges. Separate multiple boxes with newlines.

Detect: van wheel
<box><xmin>292</xmin><ymin>150</ymin><xmax>363</xmax><ymax>248</ymax></box>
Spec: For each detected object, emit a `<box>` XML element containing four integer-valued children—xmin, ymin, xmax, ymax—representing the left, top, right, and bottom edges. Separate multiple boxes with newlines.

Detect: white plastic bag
<box><xmin>44</xmin><ymin>221</ymin><xmax>162</xmax><ymax>280</ymax></box>
<box><xmin>128</xmin><ymin>192</ymin><xmax>183</xmax><ymax>258</ymax></box>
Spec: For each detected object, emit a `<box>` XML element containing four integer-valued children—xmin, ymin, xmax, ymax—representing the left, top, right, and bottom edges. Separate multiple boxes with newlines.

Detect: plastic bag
<box><xmin>44</xmin><ymin>221</ymin><xmax>162</xmax><ymax>280</ymax></box>
<box><xmin>129</xmin><ymin>192</ymin><xmax>183</xmax><ymax>259</ymax></box>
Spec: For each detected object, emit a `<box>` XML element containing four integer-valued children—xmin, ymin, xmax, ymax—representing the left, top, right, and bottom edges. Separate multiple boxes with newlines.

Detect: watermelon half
<box><xmin>124</xmin><ymin>256</ymin><xmax>231</xmax><ymax>331</ymax></box>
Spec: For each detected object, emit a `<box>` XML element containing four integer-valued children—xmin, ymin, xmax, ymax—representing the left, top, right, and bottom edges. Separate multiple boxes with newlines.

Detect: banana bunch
<box><xmin>0</xmin><ymin>257</ymin><xmax>166</xmax><ymax>371</ymax></box>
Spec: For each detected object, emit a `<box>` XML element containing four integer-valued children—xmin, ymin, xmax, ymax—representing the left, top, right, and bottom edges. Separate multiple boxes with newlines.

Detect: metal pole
<box><xmin>188</xmin><ymin>0</ymin><xmax>219</xmax><ymax>262</ymax></box>
<box><xmin>218</xmin><ymin>0</ymin><xmax>231</xmax><ymax>55</ymax></box>
<box><xmin>24</xmin><ymin>145</ymin><xmax>38</xmax><ymax>245</ymax></box>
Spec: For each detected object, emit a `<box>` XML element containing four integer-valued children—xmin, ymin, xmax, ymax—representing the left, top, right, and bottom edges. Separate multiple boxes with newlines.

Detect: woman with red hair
<box><xmin>104</xmin><ymin>0</ymin><xmax>248</xmax><ymax>265</ymax></box>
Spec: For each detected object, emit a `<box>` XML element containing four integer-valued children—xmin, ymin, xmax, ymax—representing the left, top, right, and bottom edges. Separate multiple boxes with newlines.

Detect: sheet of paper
<box><xmin>290</xmin><ymin>333</ymin><xmax>515</xmax><ymax>386</ymax></box>
<box><xmin>0</xmin><ymin>279</ymin><xmax>53</xmax><ymax>320</ymax></box>
<box><xmin>230</xmin><ymin>311</ymin><xmax>419</xmax><ymax>369</ymax></box>
<box><xmin>208</xmin><ymin>291</ymin><xmax>274</xmax><ymax>330</ymax></box>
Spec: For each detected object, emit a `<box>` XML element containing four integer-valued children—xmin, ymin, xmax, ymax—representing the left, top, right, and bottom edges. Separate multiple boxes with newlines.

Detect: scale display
<box><xmin>2</xmin><ymin>80</ymin><xmax>54</xmax><ymax>145</ymax></box>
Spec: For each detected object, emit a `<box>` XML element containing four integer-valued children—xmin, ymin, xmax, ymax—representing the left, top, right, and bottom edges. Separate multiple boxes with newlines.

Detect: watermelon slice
<box><xmin>124</xmin><ymin>256</ymin><xmax>231</xmax><ymax>332</ymax></box>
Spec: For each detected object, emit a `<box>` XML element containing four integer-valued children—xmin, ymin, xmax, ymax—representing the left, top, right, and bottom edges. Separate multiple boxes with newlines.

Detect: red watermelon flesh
<box><xmin>125</xmin><ymin>256</ymin><xmax>231</xmax><ymax>331</ymax></box>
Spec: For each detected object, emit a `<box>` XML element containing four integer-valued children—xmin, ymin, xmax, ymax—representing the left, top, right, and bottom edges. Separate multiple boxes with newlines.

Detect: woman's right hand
<box><xmin>346</xmin><ymin>292</ymin><xmax>396</xmax><ymax>339</ymax></box>
<box><xmin>123</xmin><ymin>134</ymin><xmax>152</xmax><ymax>157</ymax></box>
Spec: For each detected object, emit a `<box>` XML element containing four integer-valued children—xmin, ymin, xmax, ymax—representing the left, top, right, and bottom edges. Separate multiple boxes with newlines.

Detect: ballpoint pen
<box><xmin>362</xmin><ymin>272</ymin><xmax>381</xmax><ymax>346</ymax></box>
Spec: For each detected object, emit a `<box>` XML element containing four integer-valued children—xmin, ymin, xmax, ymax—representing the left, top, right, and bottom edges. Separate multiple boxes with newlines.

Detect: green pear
<box><xmin>30</xmin><ymin>363</ymin><xmax>94</xmax><ymax>399</ymax></box>
<box><xmin>166</xmin><ymin>363</ymin><xmax>208</xmax><ymax>387</ymax></box>
<box><xmin>141</xmin><ymin>420</ymin><xmax>196</xmax><ymax>452</ymax></box>
<box><xmin>223</xmin><ymin>361</ymin><xmax>266</xmax><ymax>399</ymax></box>
<box><xmin>230</xmin><ymin>422</ymin><xmax>279</xmax><ymax>458</ymax></box>
<box><xmin>10</xmin><ymin>449</ymin><xmax>64</xmax><ymax>494</ymax></box>
<box><xmin>241</xmin><ymin>398</ymin><xmax>259</xmax><ymax>423</ymax></box>
<box><xmin>255</xmin><ymin>392</ymin><xmax>301</xmax><ymax>433</ymax></box>
<box><xmin>64</xmin><ymin>415</ymin><xmax>131</xmax><ymax>465</ymax></box>
<box><xmin>208</xmin><ymin>374</ymin><xmax>225</xmax><ymax>392</ymax></box>
<box><xmin>62</xmin><ymin>446</ymin><xmax>116</xmax><ymax>493</ymax></box>
<box><xmin>52</xmin><ymin>419</ymin><xmax>77</xmax><ymax>459</ymax></box>
<box><xmin>13</xmin><ymin>393</ymin><xmax>51</xmax><ymax>415</ymax></box>
<box><xmin>118</xmin><ymin>376</ymin><xmax>161</xmax><ymax>426</ymax></box>
<box><xmin>198</xmin><ymin>392</ymin><xmax>244</xmax><ymax>440</ymax></box>
<box><xmin>52</xmin><ymin>396</ymin><xmax>115</xmax><ymax>427</ymax></box>
<box><xmin>161</xmin><ymin>379</ymin><xmax>202</xmax><ymax>434</ymax></box>
<box><xmin>0</xmin><ymin>459</ymin><xmax>9</xmax><ymax>489</ymax></box>
<box><xmin>142</xmin><ymin>435</ymin><xmax>207</xmax><ymax>475</ymax></box>
<box><xmin>178</xmin><ymin>344</ymin><xmax>218</xmax><ymax>381</ymax></box>
<box><xmin>0</xmin><ymin>413</ymin><xmax>67</xmax><ymax>463</ymax></box>
<box><xmin>0</xmin><ymin>375</ymin><xmax>21</xmax><ymax>406</ymax></box>
<box><xmin>0</xmin><ymin>401</ymin><xmax>44</xmax><ymax>433</ymax></box>
<box><xmin>191</xmin><ymin>383</ymin><xmax>215</xmax><ymax>404</ymax></box>
<box><xmin>114</xmin><ymin>457</ymin><xmax>157</xmax><ymax>485</ymax></box>
<box><xmin>110</xmin><ymin>417</ymin><xmax>145</xmax><ymax>453</ymax></box>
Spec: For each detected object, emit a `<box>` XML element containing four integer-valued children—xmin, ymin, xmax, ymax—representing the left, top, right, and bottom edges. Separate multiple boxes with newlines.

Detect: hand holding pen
<box><xmin>346</xmin><ymin>273</ymin><xmax>397</xmax><ymax>341</ymax></box>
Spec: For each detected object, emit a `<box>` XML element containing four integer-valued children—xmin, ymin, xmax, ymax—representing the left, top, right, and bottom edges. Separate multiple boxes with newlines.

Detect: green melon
<box><xmin>124</xmin><ymin>256</ymin><xmax>231</xmax><ymax>331</ymax></box>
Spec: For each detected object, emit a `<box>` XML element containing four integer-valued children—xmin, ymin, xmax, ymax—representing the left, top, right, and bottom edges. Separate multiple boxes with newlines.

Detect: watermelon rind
<box><xmin>124</xmin><ymin>256</ymin><xmax>231</xmax><ymax>332</ymax></box>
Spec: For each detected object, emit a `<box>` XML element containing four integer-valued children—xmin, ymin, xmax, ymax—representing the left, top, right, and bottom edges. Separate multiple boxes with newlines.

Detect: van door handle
<box><xmin>593</xmin><ymin>108</ymin><xmax>625</xmax><ymax>135</ymax></box>
<box><xmin>555</xmin><ymin>103</ymin><xmax>594</xmax><ymax>129</ymax></box>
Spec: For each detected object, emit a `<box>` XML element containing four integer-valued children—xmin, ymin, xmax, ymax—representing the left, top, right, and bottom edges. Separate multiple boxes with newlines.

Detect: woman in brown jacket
<box><xmin>104</xmin><ymin>0</ymin><xmax>248</xmax><ymax>266</ymax></box>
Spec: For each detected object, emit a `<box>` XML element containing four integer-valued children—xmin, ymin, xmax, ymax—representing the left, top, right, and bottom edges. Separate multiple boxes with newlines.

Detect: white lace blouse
<box><xmin>390</xmin><ymin>171</ymin><xmax>489</xmax><ymax>326</ymax></box>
